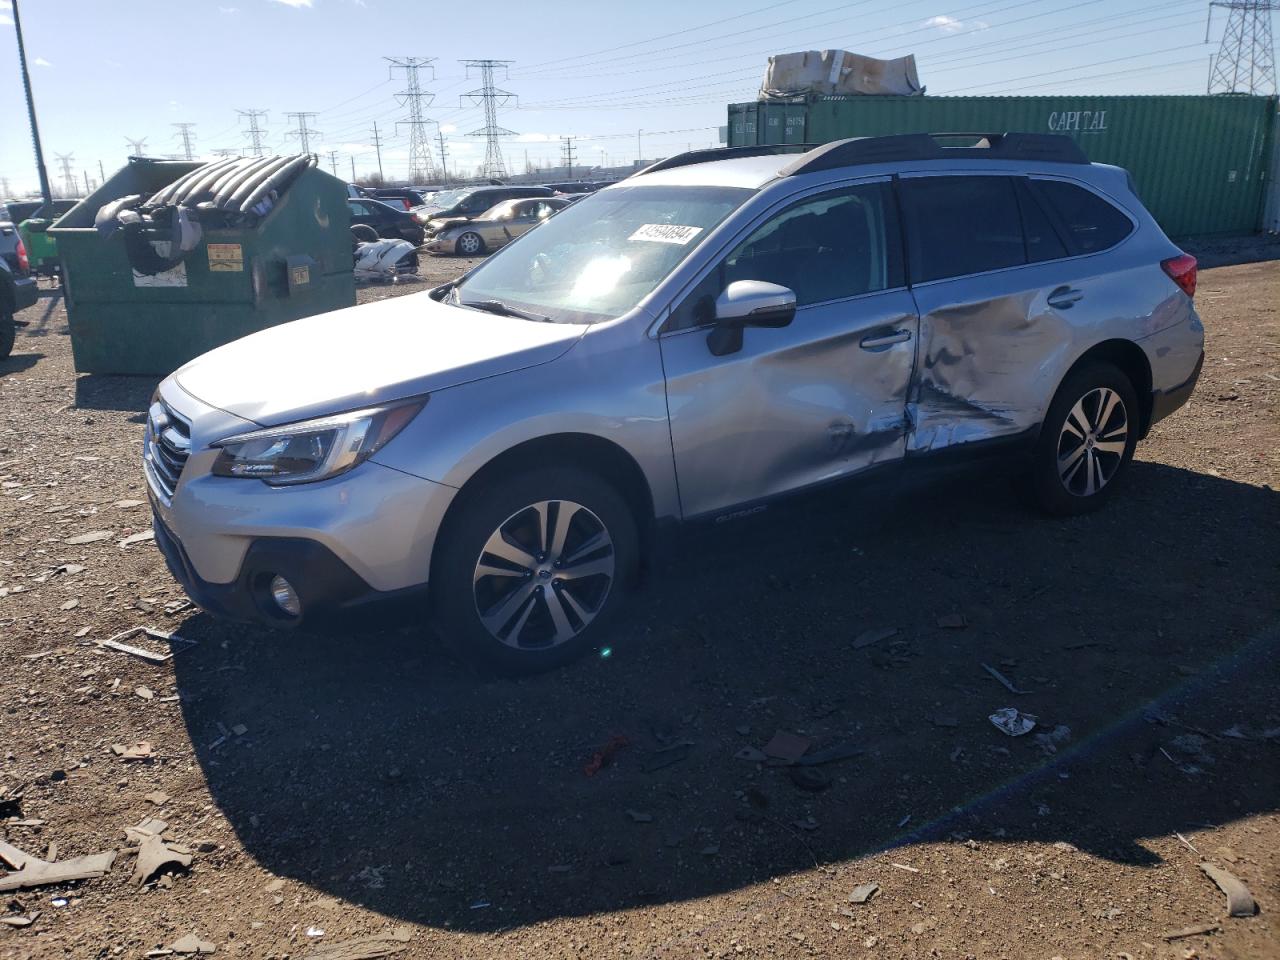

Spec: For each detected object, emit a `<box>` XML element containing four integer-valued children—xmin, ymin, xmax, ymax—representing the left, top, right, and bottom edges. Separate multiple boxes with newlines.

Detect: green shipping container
<box><xmin>728</xmin><ymin>94</ymin><xmax>1279</xmax><ymax>237</ymax></box>
<box><xmin>50</xmin><ymin>157</ymin><xmax>355</xmax><ymax>376</ymax></box>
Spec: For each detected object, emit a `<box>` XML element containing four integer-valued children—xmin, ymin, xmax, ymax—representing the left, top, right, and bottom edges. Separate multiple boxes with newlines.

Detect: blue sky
<box><xmin>0</xmin><ymin>0</ymin><xmax>1244</xmax><ymax>194</ymax></box>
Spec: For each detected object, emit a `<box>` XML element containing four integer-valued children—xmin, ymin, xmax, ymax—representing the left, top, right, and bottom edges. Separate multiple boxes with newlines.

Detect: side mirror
<box><xmin>707</xmin><ymin>280</ymin><xmax>797</xmax><ymax>356</ymax></box>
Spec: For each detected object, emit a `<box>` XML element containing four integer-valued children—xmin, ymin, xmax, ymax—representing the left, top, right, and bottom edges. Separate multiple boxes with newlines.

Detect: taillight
<box><xmin>1161</xmin><ymin>253</ymin><xmax>1197</xmax><ymax>298</ymax></box>
<box><xmin>15</xmin><ymin>236</ymin><xmax>29</xmax><ymax>274</ymax></box>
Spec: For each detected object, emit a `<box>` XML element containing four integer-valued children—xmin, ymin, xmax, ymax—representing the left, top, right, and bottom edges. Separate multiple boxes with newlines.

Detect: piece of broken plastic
<box><xmin>989</xmin><ymin>707</ymin><xmax>1037</xmax><ymax>737</ymax></box>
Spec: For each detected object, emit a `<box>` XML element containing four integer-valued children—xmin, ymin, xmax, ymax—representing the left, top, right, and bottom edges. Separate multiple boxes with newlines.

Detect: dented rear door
<box><xmin>898</xmin><ymin>173</ymin><xmax>1074</xmax><ymax>454</ymax></box>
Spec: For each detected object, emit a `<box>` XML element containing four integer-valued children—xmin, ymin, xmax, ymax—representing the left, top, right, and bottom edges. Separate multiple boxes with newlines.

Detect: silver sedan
<box><xmin>424</xmin><ymin>197</ymin><xmax>571</xmax><ymax>256</ymax></box>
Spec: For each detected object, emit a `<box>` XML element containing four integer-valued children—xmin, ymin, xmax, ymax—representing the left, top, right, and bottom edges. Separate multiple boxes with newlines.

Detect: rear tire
<box><xmin>0</xmin><ymin>311</ymin><xmax>14</xmax><ymax>361</ymax></box>
<box><xmin>1029</xmin><ymin>361</ymin><xmax>1139</xmax><ymax>516</ymax></box>
<box><xmin>432</xmin><ymin>466</ymin><xmax>639</xmax><ymax>675</ymax></box>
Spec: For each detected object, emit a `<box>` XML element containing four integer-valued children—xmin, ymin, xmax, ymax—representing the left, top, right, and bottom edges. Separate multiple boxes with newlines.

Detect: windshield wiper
<box><xmin>462</xmin><ymin>299</ymin><xmax>551</xmax><ymax>322</ymax></box>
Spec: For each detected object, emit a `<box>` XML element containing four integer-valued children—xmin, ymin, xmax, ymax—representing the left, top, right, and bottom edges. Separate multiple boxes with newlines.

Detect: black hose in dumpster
<box><xmin>223</xmin><ymin>155</ymin><xmax>295</xmax><ymax>211</ymax></box>
<box><xmin>199</xmin><ymin>156</ymin><xmax>263</xmax><ymax>206</ymax></box>
<box><xmin>147</xmin><ymin>155</ymin><xmax>238</xmax><ymax>207</ymax></box>
<box><xmin>209</xmin><ymin>155</ymin><xmax>280</xmax><ymax>208</ymax></box>
<box><xmin>121</xmin><ymin>207</ymin><xmax>202</xmax><ymax>276</ymax></box>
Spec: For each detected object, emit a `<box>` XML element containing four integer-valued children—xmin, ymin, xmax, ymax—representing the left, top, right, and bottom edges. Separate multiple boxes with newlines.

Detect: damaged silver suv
<box><xmin>146</xmin><ymin>133</ymin><xmax>1204</xmax><ymax>673</ymax></box>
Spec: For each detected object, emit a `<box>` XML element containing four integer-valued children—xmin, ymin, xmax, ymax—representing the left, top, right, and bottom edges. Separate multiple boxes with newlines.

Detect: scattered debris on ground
<box><xmin>0</xmin><ymin>838</ymin><xmax>117</xmax><ymax>891</ymax></box>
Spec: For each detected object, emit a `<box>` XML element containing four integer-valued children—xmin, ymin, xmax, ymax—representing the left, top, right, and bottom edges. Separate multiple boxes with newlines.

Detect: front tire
<box><xmin>0</xmin><ymin>311</ymin><xmax>14</xmax><ymax>361</ymax></box>
<box><xmin>455</xmin><ymin>232</ymin><xmax>485</xmax><ymax>256</ymax></box>
<box><xmin>1029</xmin><ymin>361</ymin><xmax>1138</xmax><ymax>516</ymax></box>
<box><xmin>432</xmin><ymin>466</ymin><xmax>639</xmax><ymax>674</ymax></box>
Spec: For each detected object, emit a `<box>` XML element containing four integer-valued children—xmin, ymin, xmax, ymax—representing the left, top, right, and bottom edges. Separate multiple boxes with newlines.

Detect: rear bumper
<box><xmin>10</xmin><ymin>275</ymin><xmax>38</xmax><ymax>313</ymax></box>
<box><xmin>1150</xmin><ymin>350</ymin><xmax>1204</xmax><ymax>428</ymax></box>
<box><xmin>152</xmin><ymin>510</ymin><xmax>427</xmax><ymax>628</ymax></box>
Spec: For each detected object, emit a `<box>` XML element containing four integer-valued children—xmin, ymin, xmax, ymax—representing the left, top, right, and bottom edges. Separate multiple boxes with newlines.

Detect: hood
<box><xmin>427</xmin><ymin>215</ymin><xmax>469</xmax><ymax>232</ymax></box>
<box><xmin>173</xmin><ymin>292</ymin><xmax>587</xmax><ymax>426</ymax></box>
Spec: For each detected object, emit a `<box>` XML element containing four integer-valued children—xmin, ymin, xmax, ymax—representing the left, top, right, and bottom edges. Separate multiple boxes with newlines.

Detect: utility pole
<box><xmin>12</xmin><ymin>0</ymin><xmax>52</xmax><ymax>202</ymax></box>
<box><xmin>637</xmin><ymin>128</ymin><xmax>643</xmax><ymax>166</ymax></box>
<box><xmin>54</xmin><ymin>153</ymin><xmax>76</xmax><ymax>196</ymax></box>
<box><xmin>370</xmin><ymin>121</ymin><xmax>385</xmax><ymax>181</ymax></box>
<box><xmin>172</xmin><ymin>122</ymin><xmax>197</xmax><ymax>160</ymax></box>
<box><xmin>349</xmin><ymin>155</ymin><xmax>356</xmax><ymax>180</ymax></box>
<box><xmin>460</xmin><ymin>59</ymin><xmax>516</xmax><ymax>181</ymax></box>
<box><xmin>386</xmin><ymin>57</ymin><xmax>438</xmax><ymax>182</ymax></box>
<box><xmin>125</xmin><ymin>137</ymin><xmax>148</xmax><ymax>157</ymax></box>
<box><xmin>560</xmin><ymin>136</ymin><xmax>577</xmax><ymax>179</ymax></box>
<box><xmin>0</xmin><ymin>177</ymin><xmax>11</xmax><ymax>197</ymax></box>
<box><xmin>237</xmin><ymin>109</ymin><xmax>269</xmax><ymax>157</ymax></box>
<box><xmin>1208</xmin><ymin>0</ymin><xmax>1278</xmax><ymax>93</ymax></box>
<box><xmin>97</xmin><ymin>159</ymin><xmax>106</xmax><ymax>183</ymax></box>
<box><xmin>327</xmin><ymin>150</ymin><xmax>339</xmax><ymax>175</ymax></box>
<box><xmin>436</xmin><ymin>128</ymin><xmax>449</xmax><ymax>183</ymax></box>
<box><xmin>284</xmin><ymin>112</ymin><xmax>320</xmax><ymax>154</ymax></box>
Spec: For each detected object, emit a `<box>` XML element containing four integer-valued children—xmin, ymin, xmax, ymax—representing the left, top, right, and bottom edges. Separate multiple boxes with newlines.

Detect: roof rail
<box><xmin>778</xmin><ymin>132</ymin><xmax>1088</xmax><ymax>177</ymax></box>
<box><xmin>635</xmin><ymin>143</ymin><xmax>818</xmax><ymax>177</ymax></box>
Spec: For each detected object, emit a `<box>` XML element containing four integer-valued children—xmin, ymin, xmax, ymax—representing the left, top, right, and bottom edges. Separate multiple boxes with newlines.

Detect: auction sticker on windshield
<box><xmin>629</xmin><ymin>223</ymin><xmax>703</xmax><ymax>245</ymax></box>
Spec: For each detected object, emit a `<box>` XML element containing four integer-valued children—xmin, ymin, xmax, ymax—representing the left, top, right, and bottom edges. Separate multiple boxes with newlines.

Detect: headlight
<box><xmin>211</xmin><ymin>398</ymin><xmax>425</xmax><ymax>485</ymax></box>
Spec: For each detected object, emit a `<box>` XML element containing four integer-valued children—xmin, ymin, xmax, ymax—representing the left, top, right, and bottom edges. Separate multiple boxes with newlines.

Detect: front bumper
<box><xmin>423</xmin><ymin>235</ymin><xmax>456</xmax><ymax>254</ymax></box>
<box><xmin>11</xmin><ymin>275</ymin><xmax>38</xmax><ymax>313</ymax></box>
<box><xmin>152</xmin><ymin>512</ymin><xmax>427</xmax><ymax>627</ymax></box>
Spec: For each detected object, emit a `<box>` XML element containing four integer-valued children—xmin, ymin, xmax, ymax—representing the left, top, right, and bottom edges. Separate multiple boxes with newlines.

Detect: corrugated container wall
<box><xmin>728</xmin><ymin>95</ymin><xmax>1278</xmax><ymax>237</ymax></box>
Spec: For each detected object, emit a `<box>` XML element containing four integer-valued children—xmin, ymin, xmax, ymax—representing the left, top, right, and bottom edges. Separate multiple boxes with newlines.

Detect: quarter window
<box><xmin>1016</xmin><ymin>180</ymin><xmax>1069</xmax><ymax>263</ymax></box>
<box><xmin>1030</xmin><ymin>179</ymin><xmax>1133</xmax><ymax>254</ymax></box>
<box><xmin>669</xmin><ymin>182</ymin><xmax>903</xmax><ymax>330</ymax></box>
<box><xmin>899</xmin><ymin>175</ymin><xmax>1025</xmax><ymax>283</ymax></box>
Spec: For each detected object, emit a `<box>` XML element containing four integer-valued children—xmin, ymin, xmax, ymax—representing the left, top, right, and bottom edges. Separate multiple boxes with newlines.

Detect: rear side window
<box><xmin>899</xmin><ymin>176</ymin><xmax>1025</xmax><ymax>283</ymax></box>
<box><xmin>1015</xmin><ymin>179</ymin><xmax>1068</xmax><ymax>263</ymax></box>
<box><xmin>1030</xmin><ymin>179</ymin><xmax>1133</xmax><ymax>254</ymax></box>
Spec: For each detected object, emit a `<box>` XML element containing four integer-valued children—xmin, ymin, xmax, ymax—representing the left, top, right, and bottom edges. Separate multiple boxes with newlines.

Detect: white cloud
<box><xmin>0</xmin><ymin>15</ymin><xmax>13</xmax><ymax>25</ymax></box>
<box><xmin>439</xmin><ymin>123</ymin><xmax>457</xmax><ymax>134</ymax></box>
<box><xmin>515</xmin><ymin>132</ymin><xmax>559</xmax><ymax>143</ymax></box>
<box><xmin>33</xmin><ymin>56</ymin><xmax>52</xmax><ymax>67</ymax></box>
<box><xmin>219</xmin><ymin>5</ymin><xmax>239</xmax><ymax>12</ymax></box>
<box><xmin>269</xmin><ymin>0</ymin><xmax>313</xmax><ymax>7</ymax></box>
<box><xmin>923</xmin><ymin>13</ymin><xmax>987</xmax><ymax>32</ymax></box>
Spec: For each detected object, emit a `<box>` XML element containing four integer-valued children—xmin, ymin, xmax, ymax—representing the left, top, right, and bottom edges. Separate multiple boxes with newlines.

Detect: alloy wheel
<box><xmin>472</xmin><ymin>500</ymin><xmax>615</xmax><ymax>649</ymax></box>
<box><xmin>1056</xmin><ymin>386</ymin><xmax>1128</xmax><ymax>497</ymax></box>
<box><xmin>458</xmin><ymin>233</ymin><xmax>482</xmax><ymax>255</ymax></box>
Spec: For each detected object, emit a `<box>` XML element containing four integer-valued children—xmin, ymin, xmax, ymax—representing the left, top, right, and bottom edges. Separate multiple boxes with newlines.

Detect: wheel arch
<box><xmin>434</xmin><ymin>432</ymin><xmax>658</xmax><ymax>569</ymax></box>
<box><xmin>1055</xmin><ymin>338</ymin><xmax>1153</xmax><ymax>439</ymax></box>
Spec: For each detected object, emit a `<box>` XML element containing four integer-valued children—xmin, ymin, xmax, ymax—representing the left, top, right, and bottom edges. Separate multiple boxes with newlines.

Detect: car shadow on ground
<box><xmin>171</xmin><ymin>461</ymin><xmax>1280</xmax><ymax>932</ymax></box>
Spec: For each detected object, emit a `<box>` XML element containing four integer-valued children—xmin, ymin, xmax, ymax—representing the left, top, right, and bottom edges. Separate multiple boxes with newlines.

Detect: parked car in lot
<box><xmin>15</xmin><ymin>199</ymin><xmax>77</xmax><ymax>279</ymax></box>
<box><xmin>369</xmin><ymin>188</ymin><xmax>428</xmax><ymax>211</ymax></box>
<box><xmin>423</xmin><ymin>197</ymin><xmax>571</xmax><ymax>255</ymax></box>
<box><xmin>542</xmin><ymin>181</ymin><xmax>600</xmax><ymax>195</ymax></box>
<box><xmin>0</xmin><ymin>216</ymin><xmax>39</xmax><ymax>360</ymax></box>
<box><xmin>414</xmin><ymin>185</ymin><xmax>554</xmax><ymax>232</ymax></box>
<box><xmin>146</xmin><ymin>133</ymin><xmax>1204</xmax><ymax>674</ymax></box>
<box><xmin>346</xmin><ymin>197</ymin><xmax>425</xmax><ymax>245</ymax></box>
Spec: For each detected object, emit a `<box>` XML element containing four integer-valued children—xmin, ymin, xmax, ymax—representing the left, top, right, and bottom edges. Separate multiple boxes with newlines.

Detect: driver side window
<box><xmin>668</xmin><ymin>182</ymin><xmax>903</xmax><ymax>331</ymax></box>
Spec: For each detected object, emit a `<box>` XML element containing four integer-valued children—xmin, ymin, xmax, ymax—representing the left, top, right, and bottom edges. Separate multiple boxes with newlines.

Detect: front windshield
<box><xmin>429</xmin><ymin>189</ymin><xmax>470</xmax><ymax>210</ymax></box>
<box><xmin>454</xmin><ymin>184</ymin><xmax>751</xmax><ymax>323</ymax></box>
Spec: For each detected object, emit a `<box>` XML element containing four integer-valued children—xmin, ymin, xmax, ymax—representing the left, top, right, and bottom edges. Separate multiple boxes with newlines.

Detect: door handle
<box><xmin>1047</xmin><ymin>285</ymin><xmax>1084</xmax><ymax>309</ymax></box>
<box><xmin>860</xmin><ymin>329</ymin><xmax>912</xmax><ymax>350</ymax></box>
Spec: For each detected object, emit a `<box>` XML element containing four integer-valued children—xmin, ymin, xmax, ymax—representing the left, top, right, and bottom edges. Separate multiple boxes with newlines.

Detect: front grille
<box><xmin>144</xmin><ymin>400</ymin><xmax>191</xmax><ymax>501</ymax></box>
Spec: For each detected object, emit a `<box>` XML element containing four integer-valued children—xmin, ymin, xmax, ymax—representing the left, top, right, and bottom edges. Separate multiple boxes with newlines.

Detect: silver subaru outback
<box><xmin>146</xmin><ymin>133</ymin><xmax>1204</xmax><ymax>673</ymax></box>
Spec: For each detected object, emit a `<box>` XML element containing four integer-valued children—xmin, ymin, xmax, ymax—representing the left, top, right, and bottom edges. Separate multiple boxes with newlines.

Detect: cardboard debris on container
<box><xmin>760</xmin><ymin>50</ymin><xmax>923</xmax><ymax>100</ymax></box>
<box><xmin>0</xmin><ymin>838</ymin><xmax>117</xmax><ymax>892</ymax></box>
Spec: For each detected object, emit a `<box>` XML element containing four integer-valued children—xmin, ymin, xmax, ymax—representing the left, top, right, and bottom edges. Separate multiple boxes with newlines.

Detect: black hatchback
<box><xmin>346</xmin><ymin>197</ymin><xmax>425</xmax><ymax>245</ymax></box>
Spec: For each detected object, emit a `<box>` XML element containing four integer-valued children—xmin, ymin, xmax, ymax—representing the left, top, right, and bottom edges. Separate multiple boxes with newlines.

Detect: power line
<box><xmin>285</xmin><ymin>111</ymin><xmax>320</xmax><ymax>153</ymax></box>
<box><xmin>371</xmin><ymin>121</ymin><xmax>385</xmax><ymax>180</ymax></box>
<box><xmin>1208</xmin><ymin>0</ymin><xmax>1278</xmax><ymax>93</ymax></box>
<box><xmin>460</xmin><ymin>59</ymin><xmax>516</xmax><ymax>180</ymax></box>
<box><xmin>53</xmin><ymin>152</ymin><xmax>76</xmax><ymax>196</ymax></box>
<box><xmin>437</xmin><ymin>127</ymin><xmax>449</xmax><ymax>183</ymax></box>
<box><xmin>386</xmin><ymin>56</ymin><xmax>438</xmax><ymax>182</ymax></box>
<box><xmin>171</xmin><ymin>123</ymin><xmax>197</xmax><ymax>161</ymax></box>
<box><xmin>560</xmin><ymin>136</ymin><xmax>577</xmax><ymax>179</ymax></box>
<box><xmin>237</xmin><ymin>109</ymin><xmax>269</xmax><ymax>157</ymax></box>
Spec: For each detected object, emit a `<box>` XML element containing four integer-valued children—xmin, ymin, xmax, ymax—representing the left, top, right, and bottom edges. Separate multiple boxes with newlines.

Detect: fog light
<box><xmin>269</xmin><ymin>575</ymin><xmax>301</xmax><ymax>617</ymax></box>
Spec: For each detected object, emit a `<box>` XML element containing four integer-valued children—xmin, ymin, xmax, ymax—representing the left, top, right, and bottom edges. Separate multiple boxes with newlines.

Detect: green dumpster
<box><xmin>50</xmin><ymin>155</ymin><xmax>354</xmax><ymax>376</ymax></box>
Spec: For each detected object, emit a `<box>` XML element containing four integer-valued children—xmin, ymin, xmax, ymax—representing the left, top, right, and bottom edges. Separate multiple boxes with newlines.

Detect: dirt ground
<box><xmin>1</xmin><ymin>246</ymin><xmax>1277</xmax><ymax>960</ymax></box>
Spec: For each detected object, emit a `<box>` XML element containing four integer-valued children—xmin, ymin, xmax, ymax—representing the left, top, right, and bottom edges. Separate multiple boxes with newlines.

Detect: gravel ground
<box><xmin>0</xmin><ymin>249</ymin><xmax>1277</xmax><ymax>960</ymax></box>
